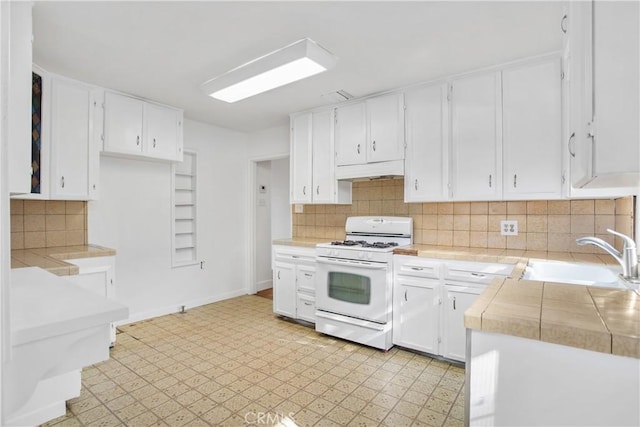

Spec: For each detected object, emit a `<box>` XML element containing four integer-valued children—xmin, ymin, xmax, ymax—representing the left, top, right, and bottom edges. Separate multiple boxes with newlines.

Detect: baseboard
<box><xmin>256</xmin><ymin>279</ymin><xmax>273</xmax><ymax>292</ymax></box>
<box><xmin>116</xmin><ymin>289</ymin><xmax>247</xmax><ymax>326</ymax></box>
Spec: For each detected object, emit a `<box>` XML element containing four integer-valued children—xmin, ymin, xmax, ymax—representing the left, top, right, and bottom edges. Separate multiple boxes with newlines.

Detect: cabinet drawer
<box><xmin>297</xmin><ymin>293</ymin><xmax>316</xmax><ymax>323</ymax></box>
<box><xmin>395</xmin><ymin>257</ymin><xmax>440</xmax><ymax>279</ymax></box>
<box><xmin>444</xmin><ymin>260</ymin><xmax>514</xmax><ymax>284</ymax></box>
<box><xmin>297</xmin><ymin>266</ymin><xmax>316</xmax><ymax>294</ymax></box>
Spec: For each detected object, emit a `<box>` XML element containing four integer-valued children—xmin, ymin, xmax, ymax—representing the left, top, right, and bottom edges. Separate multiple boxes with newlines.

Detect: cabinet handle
<box><xmin>513</xmin><ymin>174</ymin><xmax>517</xmax><ymax>188</ymax></box>
<box><xmin>304</xmin><ymin>302</ymin><xmax>312</xmax><ymax>306</ymax></box>
<box><xmin>567</xmin><ymin>132</ymin><xmax>576</xmax><ymax>158</ymax></box>
<box><xmin>357</xmin><ymin>143</ymin><xmax>361</xmax><ymax>154</ymax></box>
<box><xmin>61</xmin><ymin>176</ymin><xmax>65</xmax><ymax>188</ymax></box>
<box><xmin>488</xmin><ymin>174</ymin><xmax>492</xmax><ymax>188</ymax></box>
<box><xmin>303</xmin><ymin>186</ymin><xmax>306</xmax><ymax>195</ymax></box>
<box><xmin>404</xmin><ymin>290</ymin><xmax>408</xmax><ymax>302</ymax></box>
<box><xmin>304</xmin><ymin>273</ymin><xmax>312</xmax><ymax>277</ymax></box>
<box><xmin>453</xmin><ymin>296</ymin><xmax>456</xmax><ymax>310</ymax></box>
<box><xmin>136</xmin><ymin>135</ymin><xmax>140</xmax><ymax>146</ymax></box>
<box><xmin>277</xmin><ymin>271</ymin><xmax>281</xmax><ymax>280</ymax></box>
<box><xmin>410</xmin><ymin>267</ymin><xmax>424</xmax><ymax>271</ymax></box>
<box><xmin>561</xmin><ymin>14</ymin><xmax>568</xmax><ymax>34</ymax></box>
<box><xmin>153</xmin><ymin>138</ymin><xmax>157</xmax><ymax>148</ymax></box>
<box><xmin>372</xmin><ymin>140</ymin><xmax>376</xmax><ymax>151</ymax></box>
<box><xmin>316</xmin><ymin>186</ymin><xmax>320</xmax><ymax>195</ymax></box>
<box><xmin>471</xmin><ymin>272</ymin><xmax>486</xmax><ymax>278</ymax></box>
<box><xmin>414</xmin><ymin>179</ymin><xmax>418</xmax><ymax>191</ymax></box>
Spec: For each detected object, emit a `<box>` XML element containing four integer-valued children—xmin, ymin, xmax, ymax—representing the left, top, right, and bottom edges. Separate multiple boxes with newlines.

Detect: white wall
<box><xmin>89</xmin><ymin>119</ymin><xmax>249</xmax><ymax>322</ymax></box>
<box><xmin>255</xmin><ymin>161</ymin><xmax>272</xmax><ymax>289</ymax></box>
<box><xmin>270</xmin><ymin>157</ymin><xmax>291</xmax><ymax>240</ymax></box>
<box><xmin>247</xmin><ymin>124</ymin><xmax>289</xmax><ymax>158</ymax></box>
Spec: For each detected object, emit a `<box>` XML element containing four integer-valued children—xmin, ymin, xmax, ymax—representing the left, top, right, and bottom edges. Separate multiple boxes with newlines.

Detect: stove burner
<box><xmin>330</xmin><ymin>240</ymin><xmax>399</xmax><ymax>249</ymax></box>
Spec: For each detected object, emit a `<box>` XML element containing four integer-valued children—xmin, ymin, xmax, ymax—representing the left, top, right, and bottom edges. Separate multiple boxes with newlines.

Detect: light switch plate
<box><xmin>500</xmin><ymin>220</ymin><xmax>518</xmax><ymax>236</ymax></box>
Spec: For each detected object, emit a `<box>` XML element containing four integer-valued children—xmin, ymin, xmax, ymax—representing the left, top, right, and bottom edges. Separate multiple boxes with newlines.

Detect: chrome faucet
<box><xmin>576</xmin><ymin>229</ymin><xmax>638</xmax><ymax>281</ymax></box>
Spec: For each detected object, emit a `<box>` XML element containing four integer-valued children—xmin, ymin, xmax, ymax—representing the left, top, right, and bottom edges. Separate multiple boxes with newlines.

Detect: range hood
<box><xmin>335</xmin><ymin>160</ymin><xmax>404</xmax><ymax>181</ymax></box>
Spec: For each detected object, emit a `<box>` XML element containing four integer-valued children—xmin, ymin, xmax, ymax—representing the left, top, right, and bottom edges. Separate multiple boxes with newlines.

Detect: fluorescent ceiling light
<box><xmin>201</xmin><ymin>38</ymin><xmax>337</xmax><ymax>103</ymax></box>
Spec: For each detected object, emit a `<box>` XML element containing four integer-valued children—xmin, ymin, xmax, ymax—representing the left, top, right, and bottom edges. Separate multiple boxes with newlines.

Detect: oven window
<box><xmin>328</xmin><ymin>272</ymin><xmax>371</xmax><ymax>304</ymax></box>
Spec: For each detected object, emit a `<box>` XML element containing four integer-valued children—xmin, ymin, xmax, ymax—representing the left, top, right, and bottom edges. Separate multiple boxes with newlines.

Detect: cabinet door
<box><xmin>367</xmin><ymin>93</ymin><xmax>405</xmax><ymax>163</ymax></box>
<box><xmin>393</xmin><ymin>278</ymin><xmax>440</xmax><ymax>354</ymax></box>
<box><xmin>296</xmin><ymin>264</ymin><xmax>316</xmax><ymax>294</ymax></box>
<box><xmin>144</xmin><ymin>102</ymin><xmax>183</xmax><ymax>161</ymax></box>
<box><xmin>442</xmin><ymin>284</ymin><xmax>481</xmax><ymax>362</ymax></box>
<box><xmin>104</xmin><ymin>92</ymin><xmax>144</xmax><ymax>155</ymax></box>
<box><xmin>273</xmin><ymin>262</ymin><xmax>296</xmax><ymax>318</ymax></box>
<box><xmin>50</xmin><ymin>78</ymin><xmax>91</xmax><ymax>199</ymax></box>
<box><xmin>502</xmin><ymin>58</ymin><xmax>562</xmax><ymax>199</ymax></box>
<box><xmin>290</xmin><ymin>113</ymin><xmax>312</xmax><ymax>203</ymax></box>
<box><xmin>404</xmin><ymin>84</ymin><xmax>449</xmax><ymax>202</ymax></box>
<box><xmin>312</xmin><ymin>110</ymin><xmax>335</xmax><ymax>203</ymax></box>
<box><xmin>335</xmin><ymin>102</ymin><xmax>367</xmax><ymax>166</ymax></box>
<box><xmin>451</xmin><ymin>72</ymin><xmax>502</xmax><ymax>201</ymax></box>
<box><xmin>8</xmin><ymin>1</ymin><xmax>33</xmax><ymax>194</ymax></box>
<box><xmin>591</xmin><ymin>1</ymin><xmax>639</xmax><ymax>177</ymax></box>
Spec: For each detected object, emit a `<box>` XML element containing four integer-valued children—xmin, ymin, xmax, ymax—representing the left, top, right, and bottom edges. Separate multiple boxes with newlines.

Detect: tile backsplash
<box><xmin>10</xmin><ymin>200</ymin><xmax>88</xmax><ymax>249</ymax></box>
<box><xmin>292</xmin><ymin>179</ymin><xmax>636</xmax><ymax>253</ymax></box>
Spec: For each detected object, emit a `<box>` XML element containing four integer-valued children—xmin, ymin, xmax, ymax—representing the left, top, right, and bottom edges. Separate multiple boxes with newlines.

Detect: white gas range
<box><xmin>315</xmin><ymin>216</ymin><xmax>413</xmax><ymax>350</ymax></box>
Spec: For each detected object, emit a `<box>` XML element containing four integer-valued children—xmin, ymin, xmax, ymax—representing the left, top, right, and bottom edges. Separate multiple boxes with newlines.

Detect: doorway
<box><xmin>249</xmin><ymin>156</ymin><xmax>291</xmax><ymax>295</ymax></box>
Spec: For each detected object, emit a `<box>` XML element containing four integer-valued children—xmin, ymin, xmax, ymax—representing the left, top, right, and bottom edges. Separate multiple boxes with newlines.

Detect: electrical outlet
<box><xmin>294</xmin><ymin>204</ymin><xmax>304</xmax><ymax>213</ymax></box>
<box><xmin>500</xmin><ymin>220</ymin><xmax>518</xmax><ymax>236</ymax></box>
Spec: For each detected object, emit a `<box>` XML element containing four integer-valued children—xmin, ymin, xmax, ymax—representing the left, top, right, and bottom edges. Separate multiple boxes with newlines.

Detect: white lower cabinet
<box><xmin>63</xmin><ymin>256</ymin><xmax>117</xmax><ymax>346</ymax></box>
<box><xmin>393</xmin><ymin>255</ymin><xmax>513</xmax><ymax>363</ymax></box>
<box><xmin>272</xmin><ymin>246</ymin><xmax>316</xmax><ymax>323</ymax></box>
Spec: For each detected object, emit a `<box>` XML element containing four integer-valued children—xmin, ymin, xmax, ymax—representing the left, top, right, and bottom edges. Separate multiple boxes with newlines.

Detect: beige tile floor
<box><xmin>43</xmin><ymin>295</ymin><xmax>465</xmax><ymax>427</ymax></box>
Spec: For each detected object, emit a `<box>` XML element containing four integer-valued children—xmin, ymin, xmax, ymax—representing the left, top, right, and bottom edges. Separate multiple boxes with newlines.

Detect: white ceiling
<box><xmin>32</xmin><ymin>1</ymin><xmax>563</xmax><ymax>133</ymax></box>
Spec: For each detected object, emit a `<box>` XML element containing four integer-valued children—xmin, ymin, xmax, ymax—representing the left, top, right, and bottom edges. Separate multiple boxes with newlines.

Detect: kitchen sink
<box><xmin>523</xmin><ymin>259</ymin><xmax>627</xmax><ymax>288</ymax></box>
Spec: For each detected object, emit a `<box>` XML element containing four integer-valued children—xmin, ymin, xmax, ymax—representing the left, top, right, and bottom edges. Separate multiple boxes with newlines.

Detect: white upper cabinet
<box><xmin>335</xmin><ymin>102</ymin><xmax>367</xmax><ymax>166</ymax></box>
<box><xmin>103</xmin><ymin>91</ymin><xmax>183</xmax><ymax>162</ymax></box>
<box><xmin>290</xmin><ymin>110</ymin><xmax>351</xmax><ymax>204</ymax></box>
<box><xmin>404</xmin><ymin>83</ymin><xmax>449</xmax><ymax>202</ymax></box>
<box><xmin>7</xmin><ymin>1</ymin><xmax>33</xmax><ymax>195</ymax></box>
<box><xmin>566</xmin><ymin>0</ymin><xmax>639</xmax><ymax>192</ymax></box>
<box><xmin>290</xmin><ymin>113</ymin><xmax>313</xmax><ymax>203</ymax></box>
<box><xmin>502</xmin><ymin>58</ymin><xmax>562</xmax><ymax>200</ymax></box>
<box><xmin>49</xmin><ymin>77</ymin><xmax>100</xmax><ymax>200</ymax></box>
<box><xmin>366</xmin><ymin>92</ymin><xmax>405</xmax><ymax>163</ymax></box>
<box><xmin>104</xmin><ymin>92</ymin><xmax>144</xmax><ymax>155</ymax></box>
<box><xmin>451</xmin><ymin>72</ymin><xmax>502</xmax><ymax>201</ymax></box>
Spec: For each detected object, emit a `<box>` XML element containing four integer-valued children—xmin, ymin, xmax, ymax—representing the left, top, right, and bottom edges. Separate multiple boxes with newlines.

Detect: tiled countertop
<box><xmin>276</xmin><ymin>238</ymin><xmax>639</xmax><ymax>359</ymax></box>
<box><xmin>11</xmin><ymin>245</ymin><xmax>116</xmax><ymax>276</ymax></box>
<box><xmin>272</xmin><ymin>238</ymin><xmax>330</xmax><ymax>248</ymax></box>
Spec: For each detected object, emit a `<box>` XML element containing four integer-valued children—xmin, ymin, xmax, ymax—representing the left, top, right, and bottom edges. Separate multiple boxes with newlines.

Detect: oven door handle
<box><xmin>316</xmin><ymin>257</ymin><xmax>388</xmax><ymax>270</ymax></box>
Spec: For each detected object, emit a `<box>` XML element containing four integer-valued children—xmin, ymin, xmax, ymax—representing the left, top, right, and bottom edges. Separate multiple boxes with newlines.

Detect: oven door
<box><xmin>315</xmin><ymin>256</ymin><xmax>391</xmax><ymax>324</ymax></box>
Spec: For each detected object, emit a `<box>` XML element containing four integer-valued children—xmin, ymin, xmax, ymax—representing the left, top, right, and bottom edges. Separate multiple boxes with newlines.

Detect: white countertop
<box><xmin>11</xmin><ymin>267</ymin><xmax>129</xmax><ymax>346</ymax></box>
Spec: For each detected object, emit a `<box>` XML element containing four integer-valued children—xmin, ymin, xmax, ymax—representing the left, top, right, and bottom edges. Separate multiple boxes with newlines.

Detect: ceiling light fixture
<box><xmin>201</xmin><ymin>38</ymin><xmax>337</xmax><ymax>103</ymax></box>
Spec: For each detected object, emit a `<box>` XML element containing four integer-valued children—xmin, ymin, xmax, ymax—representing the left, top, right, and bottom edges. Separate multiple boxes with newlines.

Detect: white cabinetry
<box><xmin>50</xmin><ymin>77</ymin><xmax>101</xmax><ymax>200</ymax></box>
<box><xmin>335</xmin><ymin>93</ymin><xmax>405</xmax><ymax>179</ymax></box>
<box><xmin>64</xmin><ymin>256</ymin><xmax>117</xmax><ymax>346</ymax></box>
<box><xmin>290</xmin><ymin>110</ymin><xmax>351</xmax><ymax>204</ymax></box>
<box><xmin>451</xmin><ymin>72</ymin><xmax>502</xmax><ymax>201</ymax></box>
<box><xmin>7</xmin><ymin>1</ymin><xmax>33</xmax><ymax>194</ymax></box>
<box><xmin>566</xmin><ymin>1</ymin><xmax>639</xmax><ymax>192</ymax></box>
<box><xmin>393</xmin><ymin>256</ymin><xmax>513</xmax><ymax>362</ymax></box>
<box><xmin>502</xmin><ymin>58</ymin><xmax>562</xmax><ymax>200</ymax></box>
<box><xmin>272</xmin><ymin>245</ymin><xmax>317</xmax><ymax>322</ymax></box>
<box><xmin>103</xmin><ymin>91</ymin><xmax>183</xmax><ymax>162</ymax></box>
<box><xmin>404</xmin><ymin>83</ymin><xmax>449</xmax><ymax>202</ymax></box>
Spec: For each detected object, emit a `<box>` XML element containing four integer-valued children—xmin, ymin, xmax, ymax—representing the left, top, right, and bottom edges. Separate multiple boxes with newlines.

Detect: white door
<box><xmin>503</xmin><ymin>58</ymin><xmax>562</xmax><ymax>199</ymax></box>
<box><xmin>404</xmin><ymin>83</ymin><xmax>449</xmax><ymax>202</ymax></box>
<box><xmin>335</xmin><ymin>102</ymin><xmax>367</xmax><ymax>166</ymax></box>
<box><xmin>290</xmin><ymin>113</ymin><xmax>312</xmax><ymax>203</ymax></box>
<box><xmin>367</xmin><ymin>93</ymin><xmax>405</xmax><ymax>163</ymax></box>
<box><xmin>312</xmin><ymin>110</ymin><xmax>335</xmax><ymax>203</ymax></box>
<box><xmin>50</xmin><ymin>78</ymin><xmax>91</xmax><ymax>199</ymax></box>
<box><xmin>144</xmin><ymin>102</ymin><xmax>181</xmax><ymax>160</ymax></box>
<box><xmin>393</xmin><ymin>278</ymin><xmax>440</xmax><ymax>354</ymax></box>
<box><xmin>273</xmin><ymin>262</ymin><xmax>296</xmax><ymax>318</ymax></box>
<box><xmin>104</xmin><ymin>92</ymin><xmax>144</xmax><ymax>154</ymax></box>
<box><xmin>451</xmin><ymin>72</ymin><xmax>502</xmax><ymax>201</ymax></box>
<box><xmin>442</xmin><ymin>284</ymin><xmax>481</xmax><ymax>362</ymax></box>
